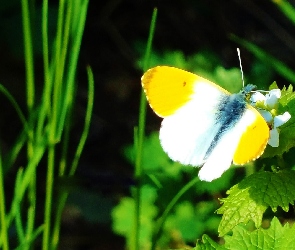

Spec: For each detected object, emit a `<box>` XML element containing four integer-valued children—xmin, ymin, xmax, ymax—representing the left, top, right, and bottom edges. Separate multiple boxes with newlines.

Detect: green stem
<box><xmin>51</xmin><ymin>193</ymin><xmax>67</xmax><ymax>250</ymax></box>
<box><xmin>69</xmin><ymin>67</ymin><xmax>94</xmax><ymax>176</ymax></box>
<box><xmin>0</xmin><ymin>151</ymin><xmax>9</xmax><ymax>250</ymax></box>
<box><xmin>56</xmin><ymin>0</ymin><xmax>89</xmax><ymax>139</ymax></box>
<box><xmin>42</xmin><ymin>1</ymin><xmax>67</xmax><ymax>248</ymax></box>
<box><xmin>42</xmin><ymin>146</ymin><xmax>55</xmax><ymax>250</ymax></box>
<box><xmin>245</xmin><ymin>164</ymin><xmax>255</xmax><ymax>177</ymax></box>
<box><xmin>21</xmin><ymin>1</ymin><xmax>37</xmax><ymax>248</ymax></box>
<box><xmin>57</xmin><ymin>0</ymin><xmax>74</xmax><ymax>178</ymax></box>
<box><xmin>42</xmin><ymin>0</ymin><xmax>49</xmax><ymax>81</ymax></box>
<box><xmin>21</xmin><ymin>0</ymin><xmax>35</xmax><ymax>113</ymax></box>
<box><xmin>51</xmin><ymin>66</ymin><xmax>94</xmax><ymax>250</ymax></box>
<box><xmin>151</xmin><ymin>176</ymin><xmax>200</xmax><ymax>250</ymax></box>
<box><xmin>0</xmin><ymin>85</ymin><xmax>29</xmax><ymax>135</ymax></box>
<box><xmin>132</xmin><ymin>8</ymin><xmax>157</xmax><ymax>250</ymax></box>
<box><xmin>51</xmin><ymin>0</ymin><xmax>66</xmax><ymax>139</ymax></box>
<box><xmin>7</xmin><ymin>141</ymin><xmax>46</xmax><ymax>229</ymax></box>
<box><xmin>14</xmin><ymin>169</ymin><xmax>25</xmax><ymax>244</ymax></box>
<box><xmin>37</xmin><ymin>0</ymin><xmax>51</xmax><ymax>140</ymax></box>
<box><xmin>25</xmin><ymin>175</ymin><xmax>36</xmax><ymax>250</ymax></box>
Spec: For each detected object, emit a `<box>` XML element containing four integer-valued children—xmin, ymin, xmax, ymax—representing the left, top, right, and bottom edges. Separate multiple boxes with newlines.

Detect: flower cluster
<box><xmin>250</xmin><ymin>89</ymin><xmax>291</xmax><ymax>147</ymax></box>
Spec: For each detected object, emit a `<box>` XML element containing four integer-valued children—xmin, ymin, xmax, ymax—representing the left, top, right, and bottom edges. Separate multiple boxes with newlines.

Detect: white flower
<box><xmin>268</xmin><ymin>129</ymin><xmax>280</xmax><ymax>147</ymax></box>
<box><xmin>250</xmin><ymin>91</ymin><xmax>266</xmax><ymax>104</ymax></box>
<box><xmin>268</xmin><ymin>112</ymin><xmax>291</xmax><ymax>147</ymax></box>
<box><xmin>250</xmin><ymin>89</ymin><xmax>281</xmax><ymax>109</ymax></box>
<box><xmin>265</xmin><ymin>89</ymin><xmax>281</xmax><ymax>109</ymax></box>
<box><xmin>258</xmin><ymin>110</ymin><xmax>273</xmax><ymax>123</ymax></box>
<box><xmin>274</xmin><ymin>112</ymin><xmax>291</xmax><ymax>128</ymax></box>
<box><xmin>250</xmin><ymin>89</ymin><xmax>291</xmax><ymax>147</ymax></box>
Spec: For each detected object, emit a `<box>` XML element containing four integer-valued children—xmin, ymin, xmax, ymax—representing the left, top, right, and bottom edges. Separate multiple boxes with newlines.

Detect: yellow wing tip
<box><xmin>233</xmin><ymin>107</ymin><xmax>270</xmax><ymax>165</ymax></box>
<box><xmin>141</xmin><ymin>66</ymin><xmax>170</xmax><ymax>83</ymax></box>
<box><xmin>141</xmin><ymin>66</ymin><xmax>229</xmax><ymax>117</ymax></box>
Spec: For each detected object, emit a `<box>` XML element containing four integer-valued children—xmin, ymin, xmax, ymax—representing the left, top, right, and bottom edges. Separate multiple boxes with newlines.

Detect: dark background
<box><xmin>1</xmin><ymin>0</ymin><xmax>295</xmax><ymax>249</ymax></box>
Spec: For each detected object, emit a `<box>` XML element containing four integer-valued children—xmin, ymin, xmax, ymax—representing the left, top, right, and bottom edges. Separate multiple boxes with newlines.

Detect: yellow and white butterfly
<box><xmin>141</xmin><ymin>66</ymin><xmax>270</xmax><ymax>181</ymax></box>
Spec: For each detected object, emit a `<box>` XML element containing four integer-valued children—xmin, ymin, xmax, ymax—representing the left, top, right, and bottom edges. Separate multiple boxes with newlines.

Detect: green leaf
<box><xmin>212</xmin><ymin>66</ymin><xmax>243</xmax><ymax>93</ymax></box>
<box><xmin>194</xmin><ymin>234</ymin><xmax>226</xmax><ymax>250</ymax></box>
<box><xmin>124</xmin><ymin>132</ymin><xmax>167</xmax><ymax>171</ymax></box>
<box><xmin>279</xmin><ymin>84</ymin><xmax>294</xmax><ymax>106</ymax></box>
<box><xmin>164</xmin><ymin>201</ymin><xmax>204</xmax><ymax>241</ymax></box>
<box><xmin>163</xmin><ymin>200</ymin><xmax>220</xmax><ymax>244</ymax></box>
<box><xmin>196</xmin><ymin>167</ymin><xmax>234</xmax><ymax>195</ymax></box>
<box><xmin>124</xmin><ymin>132</ymin><xmax>183</xmax><ymax>177</ymax></box>
<box><xmin>263</xmin><ymin>84</ymin><xmax>295</xmax><ymax>158</ymax></box>
<box><xmin>111</xmin><ymin>185</ymin><xmax>158</xmax><ymax>247</ymax></box>
<box><xmin>135</xmin><ymin>47</ymin><xmax>187</xmax><ymax>69</ymax></box>
<box><xmin>223</xmin><ymin>217</ymin><xmax>295</xmax><ymax>250</ymax></box>
<box><xmin>217</xmin><ymin>170</ymin><xmax>295</xmax><ymax>236</ymax></box>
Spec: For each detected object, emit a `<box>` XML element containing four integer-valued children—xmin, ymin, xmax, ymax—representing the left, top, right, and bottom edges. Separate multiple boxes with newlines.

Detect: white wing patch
<box><xmin>159</xmin><ymin>81</ymin><xmax>227</xmax><ymax>168</ymax></box>
<box><xmin>198</xmin><ymin>108</ymin><xmax>257</xmax><ymax>181</ymax></box>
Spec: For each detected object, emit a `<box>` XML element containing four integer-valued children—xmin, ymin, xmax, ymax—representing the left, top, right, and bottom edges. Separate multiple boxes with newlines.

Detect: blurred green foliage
<box><xmin>113</xmin><ymin>37</ymin><xmax>295</xmax><ymax>248</ymax></box>
<box><xmin>0</xmin><ymin>0</ymin><xmax>91</xmax><ymax>249</ymax></box>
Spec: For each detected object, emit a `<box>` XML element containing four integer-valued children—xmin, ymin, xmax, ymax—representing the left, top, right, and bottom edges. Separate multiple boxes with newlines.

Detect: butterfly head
<box><xmin>240</xmin><ymin>84</ymin><xmax>257</xmax><ymax>98</ymax></box>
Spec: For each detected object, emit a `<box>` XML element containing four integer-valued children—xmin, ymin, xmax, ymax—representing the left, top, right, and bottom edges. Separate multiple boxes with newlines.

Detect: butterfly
<box><xmin>141</xmin><ymin>66</ymin><xmax>270</xmax><ymax>181</ymax></box>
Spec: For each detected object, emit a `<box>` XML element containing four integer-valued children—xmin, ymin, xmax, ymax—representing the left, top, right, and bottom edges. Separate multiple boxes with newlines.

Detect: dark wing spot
<box><xmin>183</xmin><ymin>81</ymin><xmax>187</xmax><ymax>87</ymax></box>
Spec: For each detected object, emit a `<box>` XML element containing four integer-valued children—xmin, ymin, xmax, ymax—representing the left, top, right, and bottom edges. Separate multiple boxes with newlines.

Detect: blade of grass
<box><xmin>21</xmin><ymin>0</ymin><xmax>35</xmax><ymax>113</ymax></box>
<box><xmin>21</xmin><ymin>1</ymin><xmax>38</xmax><ymax>246</ymax></box>
<box><xmin>43</xmin><ymin>144</ymin><xmax>55</xmax><ymax>250</ymax></box>
<box><xmin>36</xmin><ymin>0</ymin><xmax>51</xmax><ymax>141</ymax></box>
<box><xmin>25</xmin><ymin>176</ymin><xmax>36</xmax><ymax>250</ymax></box>
<box><xmin>0</xmin><ymin>149</ymin><xmax>9</xmax><ymax>250</ymax></box>
<box><xmin>3</xmin><ymin>107</ymin><xmax>41</xmax><ymax>173</ymax></box>
<box><xmin>151</xmin><ymin>176</ymin><xmax>200</xmax><ymax>250</ymax></box>
<box><xmin>42</xmin><ymin>1</ymin><xmax>70</xmax><ymax>248</ymax></box>
<box><xmin>69</xmin><ymin>66</ymin><xmax>94</xmax><ymax>176</ymax></box>
<box><xmin>7</xmin><ymin>139</ymin><xmax>46</xmax><ymax>230</ymax></box>
<box><xmin>42</xmin><ymin>0</ymin><xmax>50</xmax><ymax>83</ymax></box>
<box><xmin>58</xmin><ymin>102</ymin><xmax>72</xmax><ymax>177</ymax></box>
<box><xmin>132</xmin><ymin>8</ymin><xmax>158</xmax><ymax>250</ymax></box>
<box><xmin>51</xmin><ymin>66</ymin><xmax>94</xmax><ymax>250</ymax></box>
<box><xmin>0</xmin><ymin>85</ymin><xmax>28</xmax><ymax>134</ymax></box>
<box><xmin>273</xmin><ymin>0</ymin><xmax>295</xmax><ymax>26</ymax></box>
<box><xmin>50</xmin><ymin>0</ymin><xmax>66</xmax><ymax>142</ymax></box>
<box><xmin>231</xmin><ymin>35</ymin><xmax>295</xmax><ymax>83</ymax></box>
<box><xmin>43</xmin><ymin>1</ymin><xmax>89</xmax><ymax>249</ymax></box>
<box><xmin>14</xmin><ymin>169</ymin><xmax>25</xmax><ymax>244</ymax></box>
<box><xmin>56</xmin><ymin>0</ymin><xmax>89</xmax><ymax>140</ymax></box>
<box><xmin>50</xmin><ymin>100</ymin><xmax>73</xmax><ymax>248</ymax></box>
<box><xmin>15</xmin><ymin>225</ymin><xmax>44</xmax><ymax>250</ymax></box>
<box><xmin>0</xmin><ymin>84</ymin><xmax>30</xmax><ymax>173</ymax></box>
<box><xmin>52</xmin><ymin>1</ymin><xmax>73</xmax><ymax>140</ymax></box>
<box><xmin>52</xmin><ymin>0</ymin><xmax>73</xmax><ymax>140</ymax></box>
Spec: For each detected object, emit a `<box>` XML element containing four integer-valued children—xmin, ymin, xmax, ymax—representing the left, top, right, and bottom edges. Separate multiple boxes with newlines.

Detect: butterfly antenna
<box><xmin>237</xmin><ymin>48</ymin><xmax>245</xmax><ymax>88</ymax></box>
